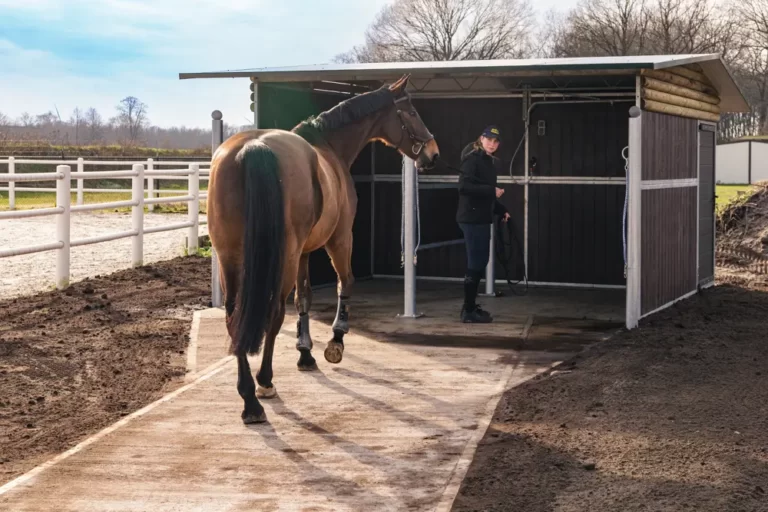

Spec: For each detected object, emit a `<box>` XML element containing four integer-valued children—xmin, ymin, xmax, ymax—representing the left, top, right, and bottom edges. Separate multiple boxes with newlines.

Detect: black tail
<box><xmin>234</xmin><ymin>140</ymin><xmax>285</xmax><ymax>356</ymax></box>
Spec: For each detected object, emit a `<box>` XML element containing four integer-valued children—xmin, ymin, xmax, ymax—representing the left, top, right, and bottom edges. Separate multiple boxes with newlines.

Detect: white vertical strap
<box><xmin>76</xmin><ymin>157</ymin><xmax>84</xmax><ymax>206</ymax></box>
<box><xmin>8</xmin><ymin>157</ymin><xmax>14</xmax><ymax>210</ymax></box>
<box><xmin>187</xmin><ymin>164</ymin><xmax>200</xmax><ymax>254</ymax></box>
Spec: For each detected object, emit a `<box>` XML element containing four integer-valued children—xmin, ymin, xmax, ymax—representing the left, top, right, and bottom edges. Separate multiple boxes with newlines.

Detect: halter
<box><xmin>394</xmin><ymin>92</ymin><xmax>434</xmax><ymax>156</ymax></box>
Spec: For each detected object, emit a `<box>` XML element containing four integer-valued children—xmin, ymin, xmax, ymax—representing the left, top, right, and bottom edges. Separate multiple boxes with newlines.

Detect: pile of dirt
<box><xmin>453</xmin><ymin>275</ymin><xmax>768</xmax><ymax>510</ymax></box>
<box><xmin>716</xmin><ymin>184</ymin><xmax>768</xmax><ymax>286</ymax></box>
<box><xmin>0</xmin><ymin>256</ymin><xmax>211</xmax><ymax>485</ymax></box>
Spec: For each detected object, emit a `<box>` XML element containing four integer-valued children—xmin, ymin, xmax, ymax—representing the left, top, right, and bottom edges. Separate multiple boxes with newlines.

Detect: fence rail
<box><xmin>0</xmin><ymin>160</ymin><xmax>205</xmax><ymax>291</ymax></box>
<box><xmin>0</xmin><ymin>157</ymin><xmax>210</xmax><ymax>212</ymax></box>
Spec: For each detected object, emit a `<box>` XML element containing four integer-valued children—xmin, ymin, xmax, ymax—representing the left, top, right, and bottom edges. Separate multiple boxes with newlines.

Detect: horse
<box><xmin>206</xmin><ymin>74</ymin><xmax>440</xmax><ymax>424</ymax></box>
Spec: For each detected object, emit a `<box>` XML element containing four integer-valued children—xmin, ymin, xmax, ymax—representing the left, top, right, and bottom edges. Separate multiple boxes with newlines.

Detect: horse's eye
<box><xmin>410</xmin><ymin>110</ymin><xmax>416</xmax><ymax>116</ymax></box>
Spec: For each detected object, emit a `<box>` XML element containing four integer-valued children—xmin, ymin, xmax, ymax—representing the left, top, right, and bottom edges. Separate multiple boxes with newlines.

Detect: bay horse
<box><xmin>207</xmin><ymin>75</ymin><xmax>440</xmax><ymax>424</ymax></box>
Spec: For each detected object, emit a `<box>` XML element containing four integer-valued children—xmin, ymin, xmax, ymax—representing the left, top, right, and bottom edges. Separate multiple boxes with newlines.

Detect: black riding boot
<box><xmin>461</xmin><ymin>270</ymin><xmax>492</xmax><ymax>323</ymax></box>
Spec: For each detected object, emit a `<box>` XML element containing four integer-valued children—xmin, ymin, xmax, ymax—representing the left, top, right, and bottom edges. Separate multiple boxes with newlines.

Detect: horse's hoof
<box><xmin>242</xmin><ymin>410</ymin><xmax>267</xmax><ymax>424</ymax></box>
<box><xmin>324</xmin><ymin>340</ymin><xmax>344</xmax><ymax>364</ymax></box>
<box><xmin>256</xmin><ymin>384</ymin><xmax>277</xmax><ymax>399</ymax></box>
<box><xmin>298</xmin><ymin>362</ymin><xmax>318</xmax><ymax>372</ymax></box>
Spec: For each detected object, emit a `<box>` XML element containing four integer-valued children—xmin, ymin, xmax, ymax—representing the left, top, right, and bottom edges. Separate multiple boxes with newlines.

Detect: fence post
<box><xmin>56</xmin><ymin>165</ymin><xmax>71</xmax><ymax>290</ymax></box>
<box><xmin>132</xmin><ymin>163</ymin><xmax>144</xmax><ymax>267</ymax></box>
<box><xmin>76</xmin><ymin>157</ymin><xmax>84</xmax><ymax>205</ymax></box>
<box><xmin>8</xmin><ymin>157</ymin><xmax>15</xmax><ymax>210</ymax></box>
<box><xmin>188</xmin><ymin>163</ymin><xmax>200</xmax><ymax>255</ymax></box>
<box><xmin>146</xmin><ymin>158</ymin><xmax>155</xmax><ymax>212</ymax></box>
<box><xmin>210</xmin><ymin>110</ymin><xmax>224</xmax><ymax>307</ymax></box>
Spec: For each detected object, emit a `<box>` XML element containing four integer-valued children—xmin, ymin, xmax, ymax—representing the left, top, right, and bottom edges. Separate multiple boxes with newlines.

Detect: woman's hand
<box><xmin>502</xmin><ymin>212</ymin><xmax>511</xmax><ymax>223</ymax></box>
<box><xmin>495</xmin><ymin>187</ymin><xmax>505</xmax><ymax>198</ymax></box>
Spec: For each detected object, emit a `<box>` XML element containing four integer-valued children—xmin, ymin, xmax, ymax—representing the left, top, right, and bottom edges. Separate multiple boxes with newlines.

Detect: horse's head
<box><xmin>379</xmin><ymin>74</ymin><xmax>440</xmax><ymax>171</ymax></box>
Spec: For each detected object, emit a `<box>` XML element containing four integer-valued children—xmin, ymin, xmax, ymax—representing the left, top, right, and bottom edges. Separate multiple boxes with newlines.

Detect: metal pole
<box><xmin>76</xmin><ymin>157</ymin><xmax>84</xmax><ymax>206</ymax></box>
<box><xmin>626</xmin><ymin>106</ymin><xmax>643</xmax><ymax>329</ymax></box>
<box><xmin>210</xmin><ymin>110</ymin><xmax>224</xmax><ymax>308</ymax></box>
<box><xmin>399</xmin><ymin>155</ymin><xmax>422</xmax><ymax>319</ymax></box>
<box><xmin>187</xmin><ymin>164</ymin><xmax>200</xmax><ymax>255</ymax></box>
<box><xmin>481</xmin><ymin>223</ymin><xmax>496</xmax><ymax>296</ymax></box>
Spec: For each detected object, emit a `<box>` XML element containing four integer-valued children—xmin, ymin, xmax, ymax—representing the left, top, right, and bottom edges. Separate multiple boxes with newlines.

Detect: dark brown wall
<box><xmin>699</xmin><ymin>126</ymin><xmax>716</xmax><ymax>285</ymax></box>
<box><xmin>641</xmin><ymin>187</ymin><xmax>698</xmax><ymax>314</ymax></box>
<box><xmin>529</xmin><ymin>184</ymin><xmax>625</xmax><ymax>285</ymax></box>
<box><xmin>528</xmin><ymin>102</ymin><xmax>630</xmax><ymax>178</ymax></box>
<box><xmin>642</xmin><ymin>111</ymin><xmax>698</xmax><ymax>180</ymax></box>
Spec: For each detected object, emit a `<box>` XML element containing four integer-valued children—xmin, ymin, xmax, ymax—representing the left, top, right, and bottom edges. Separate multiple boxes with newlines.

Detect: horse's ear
<box><xmin>389</xmin><ymin>74</ymin><xmax>411</xmax><ymax>94</ymax></box>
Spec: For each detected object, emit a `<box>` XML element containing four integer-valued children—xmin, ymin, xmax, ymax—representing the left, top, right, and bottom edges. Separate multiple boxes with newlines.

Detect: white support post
<box><xmin>188</xmin><ymin>163</ymin><xmax>200</xmax><ymax>255</ymax></box>
<box><xmin>76</xmin><ymin>157</ymin><xmax>84</xmax><ymax>205</ymax></box>
<box><xmin>132</xmin><ymin>163</ymin><xmax>144</xmax><ymax>267</ymax></box>
<box><xmin>146</xmin><ymin>158</ymin><xmax>155</xmax><ymax>212</ymax></box>
<box><xmin>626</xmin><ymin>106</ymin><xmax>643</xmax><ymax>329</ymax></box>
<box><xmin>56</xmin><ymin>165</ymin><xmax>71</xmax><ymax>290</ymax></box>
<box><xmin>399</xmin><ymin>155</ymin><xmax>421</xmax><ymax>319</ymax></box>
<box><xmin>481</xmin><ymin>224</ymin><xmax>496</xmax><ymax>296</ymax></box>
<box><xmin>210</xmin><ymin>110</ymin><xmax>224</xmax><ymax>308</ymax></box>
<box><xmin>8</xmin><ymin>157</ymin><xmax>15</xmax><ymax>210</ymax></box>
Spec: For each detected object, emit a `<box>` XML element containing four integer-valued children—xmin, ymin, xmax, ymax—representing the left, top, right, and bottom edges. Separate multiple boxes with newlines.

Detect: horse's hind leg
<box><xmin>324</xmin><ymin>230</ymin><xmax>355</xmax><ymax>364</ymax></box>
<box><xmin>255</xmin><ymin>250</ymin><xmax>300</xmax><ymax>398</ymax></box>
<box><xmin>220</xmin><ymin>258</ymin><xmax>266</xmax><ymax>423</ymax></box>
<box><xmin>295</xmin><ymin>253</ymin><xmax>317</xmax><ymax>371</ymax></box>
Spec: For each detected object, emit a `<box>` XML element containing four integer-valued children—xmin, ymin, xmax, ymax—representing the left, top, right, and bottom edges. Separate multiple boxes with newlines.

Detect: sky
<box><xmin>0</xmin><ymin>0</ymin><xmax>574</xmax><ymax>129</ymax></box>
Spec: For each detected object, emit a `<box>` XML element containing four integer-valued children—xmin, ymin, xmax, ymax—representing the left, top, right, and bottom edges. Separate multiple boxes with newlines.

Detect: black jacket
<box><xmin>456</xmin><ymin>143</ymin><xmax>508</xmax><ymax>224</ymax></box>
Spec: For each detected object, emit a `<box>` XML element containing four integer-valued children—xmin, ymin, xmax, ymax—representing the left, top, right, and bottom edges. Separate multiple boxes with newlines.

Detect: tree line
<box><xmin>0</xmin><ymin>96</ymin><xmax>246</xmax><ymax>151</ymax></box>
<box><xmin>336</xmin><ymin>0</ymin><xmax>768</xmax><ymax>140</ymax></box>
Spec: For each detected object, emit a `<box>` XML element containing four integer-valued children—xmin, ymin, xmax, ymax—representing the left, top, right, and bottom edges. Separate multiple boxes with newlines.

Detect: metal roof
<box><xmin>179</xmin><ymin>54</ymin><xmax>750</xmax><ymax>112</ymax></box>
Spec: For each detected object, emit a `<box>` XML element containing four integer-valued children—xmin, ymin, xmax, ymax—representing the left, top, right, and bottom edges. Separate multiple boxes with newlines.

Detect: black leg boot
<box><xmin>461</xmin><ymin>271</ymin><xmax>491</xmax><ymax>323</ymax></box>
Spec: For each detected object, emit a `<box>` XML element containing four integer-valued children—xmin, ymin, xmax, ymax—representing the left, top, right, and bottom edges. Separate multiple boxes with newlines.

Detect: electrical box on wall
<box><xmin>538</xmin><ymin>120</ymin><xmax>546</xmax><ymax>136</ymax></box>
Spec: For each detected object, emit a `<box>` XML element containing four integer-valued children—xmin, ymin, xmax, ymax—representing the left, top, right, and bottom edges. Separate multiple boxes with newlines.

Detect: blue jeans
<box><xmin>459</xmin><ymin>223</ymin><xmax>491</xmax><ymax>273</ymax></box>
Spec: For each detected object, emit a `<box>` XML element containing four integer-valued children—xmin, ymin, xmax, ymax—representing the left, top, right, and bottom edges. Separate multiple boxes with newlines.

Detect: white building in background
<box><xmin>716</xmin><ymin>140</ymin><xmax>768</xmax><ymax>184</ymax></box>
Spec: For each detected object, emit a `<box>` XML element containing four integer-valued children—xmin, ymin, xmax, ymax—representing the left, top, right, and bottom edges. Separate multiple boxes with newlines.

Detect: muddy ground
<box><xmin>1</xmin><ymin>256</ymin><xmax>767</xmax><ymax>510</ymax></box>
<box><xmin>454</xmin><ymin>270</ymin><xmax>768</xmax><ymax>510</ymax></box>
<box><xmin>0</xmin><ymin>256</ymin><xmax>211</xmax><ymax>484</ymax></box>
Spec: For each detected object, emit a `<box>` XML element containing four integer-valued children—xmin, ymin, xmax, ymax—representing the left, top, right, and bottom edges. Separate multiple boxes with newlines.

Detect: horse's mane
<box><xmin>292</xmin><ymin>85</ymin><xmax>394</xmax><ymax>146</ymax></box>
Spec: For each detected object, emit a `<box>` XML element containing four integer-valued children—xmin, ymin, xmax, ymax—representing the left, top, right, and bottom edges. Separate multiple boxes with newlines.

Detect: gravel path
<box><xmin>0</xmin><ymin>212</ymin><xmax>209</xmax><ymax>300</ymax></box>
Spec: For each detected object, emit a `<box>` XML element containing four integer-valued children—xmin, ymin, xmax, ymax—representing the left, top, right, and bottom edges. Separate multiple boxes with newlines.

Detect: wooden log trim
<box><xmin>643</xmin><ymin>99</ymin><xmax>720</xmax><ymax>123</ymax></box>
<box><xmin>643</xmin><ymin>76</ymin><xmax>720</xmax><ymax>105</ymax></box>
<box><xmin>643</xmin><ymin>88</ymin><xmax>720</xmax><ymax>115</ymax></box>
<box><xmin>641</xmin><ymin>68</ymin><xmax>718</xmax><ymax>96</ymax></box>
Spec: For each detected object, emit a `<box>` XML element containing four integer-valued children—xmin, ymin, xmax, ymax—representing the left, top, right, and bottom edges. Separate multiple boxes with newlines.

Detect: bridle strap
<box><xmin>393</xmin><ymin>92</ymin><xmax>434</xmax><ymax>156</ymax></box>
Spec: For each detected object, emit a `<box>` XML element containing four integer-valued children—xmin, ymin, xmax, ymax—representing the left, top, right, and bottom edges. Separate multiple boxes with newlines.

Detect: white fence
<box><xmin>716</xmin><ymin>140</ymin><xmax>768</xmax><ymax>185</ymax></box>
<box><xmin>0</xmin><ymin>158</ymin><xmax>210</xmax><ymax>290</ymax></box>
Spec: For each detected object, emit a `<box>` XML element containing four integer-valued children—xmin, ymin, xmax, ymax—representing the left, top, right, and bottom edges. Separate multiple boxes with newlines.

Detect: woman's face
<box><xmin>480</xmin><ymin>135</ymin><xmax>499</xmax><ymax>155</ymax></box>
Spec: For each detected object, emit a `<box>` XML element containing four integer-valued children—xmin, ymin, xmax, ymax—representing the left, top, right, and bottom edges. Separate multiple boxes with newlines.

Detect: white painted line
<box><xmin>0</xmin><ymin>355</ymin><xmax>234</xmax><ymax>497</ymax></box>
<box><xmin>185</xmin><ymin>310</ymin><xmax>202</xmax><ymax>381</ymax></box>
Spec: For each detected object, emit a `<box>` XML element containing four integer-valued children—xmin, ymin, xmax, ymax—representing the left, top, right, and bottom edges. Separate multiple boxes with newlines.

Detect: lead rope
<box><xmin>621</xmin><ymin>146</ymin><xmax>629</xmax><ymax>279</ymax></box>
<box><xmin>400</xmin><ymin>158</ymin><xmax>421</xmax><ymax>268</ymax></box>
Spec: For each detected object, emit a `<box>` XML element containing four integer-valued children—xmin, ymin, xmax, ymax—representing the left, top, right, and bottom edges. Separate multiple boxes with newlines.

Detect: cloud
<box><xmin>0</xmin><ymin>0</ymin><xmax>391</xmax><ymax>128</ymax></box>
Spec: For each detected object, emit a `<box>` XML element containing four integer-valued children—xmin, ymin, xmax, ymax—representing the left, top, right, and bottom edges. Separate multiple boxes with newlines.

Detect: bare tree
<box><xmin>18</xmin><ymin>112</ymin><xmax>35</xmax><ymax>128</ymax></box>
<box><xmin>85</xmin><ymin>108</ymin><xmax>103</xmax><ymax>144</ymax></box>
<box><xmin>547</xmin><ymin>0</ymin><xmax>651</xmax><ymax>57</ymax></box>
<box><xmin>731</xmin><ymin>0</ymin><xmax>768</xmax><ymax>134</ymax></box>
<box><xmin>336</xmin><ymin>0</ymin><xmax>536</xmax><ymax>63</ymax></box>
<box><xmin>644</xmin><ymin>0</ymin><xmax>740</xmax><ymax>60</ymax></box>
<box><xmin>69</xmin><ymin>108</ymin><xmax>86</xmax><ymax>145</ymax></box>
<box><xmin>115</xmin><ymin>96</ymin><xmax>149</xmax><ymax>145</ymax></box>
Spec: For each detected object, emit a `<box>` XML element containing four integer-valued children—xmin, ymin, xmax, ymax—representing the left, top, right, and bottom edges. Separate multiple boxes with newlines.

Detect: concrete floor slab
<box><xmin>0</xmin><ymin>280</ymin><xmax>619</xmax><ymax>511</ymax></box>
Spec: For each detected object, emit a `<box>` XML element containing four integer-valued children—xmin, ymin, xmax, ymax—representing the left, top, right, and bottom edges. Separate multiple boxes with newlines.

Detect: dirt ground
<box><xmin>454</xmin><ymin>192</ymin><xmax>768</xmax><ymax>511</ymax></box>
<box><xmin>2</xmin><ymin>212</ymin><xmax>768</xmax><ymax>509</ymax></box>
<box><xmin>0</xmin><ymin>256</ymin><xmax>211</xmax><ymax>485</ymax></box>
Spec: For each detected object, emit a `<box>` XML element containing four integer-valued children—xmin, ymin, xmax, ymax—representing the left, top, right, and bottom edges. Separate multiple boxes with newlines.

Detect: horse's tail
<box><xmin>233</xmin><ymin>139</ymin><xmax>285</xmax><ymax>356</ymax></box>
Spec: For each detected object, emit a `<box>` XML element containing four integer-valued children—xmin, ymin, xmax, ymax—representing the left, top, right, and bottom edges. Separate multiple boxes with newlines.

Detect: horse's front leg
<box><xmin>324</xmin><ymin>233</ymin><xmax>354</xmax><ymax>364</ymax></box>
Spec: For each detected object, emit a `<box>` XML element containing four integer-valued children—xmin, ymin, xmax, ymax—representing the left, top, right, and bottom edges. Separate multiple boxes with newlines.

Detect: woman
<box><xmin>456</xmin><ymin>125</ymin><xmax>510</xmax><ymax>323</ymax></box>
